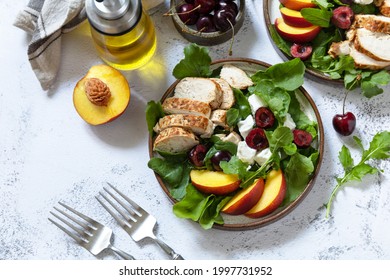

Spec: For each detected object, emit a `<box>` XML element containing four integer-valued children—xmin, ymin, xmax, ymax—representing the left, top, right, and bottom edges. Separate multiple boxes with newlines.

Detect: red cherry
<box><xmin>331</xmin><ymin>6</ymin><xmax>354</xmax><ymax>29</ymax></box>
<box><xmin>255</xmin><ymin>107</ymin><xmax>275</xmax><ymax>129</ymax></box>
<box><xmin>293</xmin><ymin>129</ymin><xmax>313</xmax><ymax>148</ymax></box>
<box><xmin>245</xmin><ymin>128</ymin><xmax>269</xmax><ymax>151</ymax></box>
<box><xmin>188</xmin><ymin>144</ymin><xmax>208</xmax><ymax>167</ymax></box>
<box><xmin>290</xmin><ymin>43</ymin><xmax>313</xmax><ymax>61</ymax></box>
<box><xmin>332</xmin><ymin>112</ymin><xmax>356</xmax><ymax>136</ymax></box>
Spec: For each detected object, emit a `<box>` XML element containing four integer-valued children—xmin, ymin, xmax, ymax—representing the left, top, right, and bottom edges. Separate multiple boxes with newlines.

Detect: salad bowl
<box><xmin>148</xmin><ymin>57</ymin><xmax>324</xmax><ymax>230</ymax></box>
<box><xmin>263</xmin><ymin>0</ymin><xmax>343</xmax><ymax>84</ymax></box>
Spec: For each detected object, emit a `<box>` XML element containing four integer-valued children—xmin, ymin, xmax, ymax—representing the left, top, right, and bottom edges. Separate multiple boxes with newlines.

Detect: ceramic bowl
<box><xmin>170</xmin><ymin>0</ymin><xmax>245</xmax><ymax>46</ymax></box>
<box><xmin>149</xmin><ymin>58</ymin><xmax>324</xmax><ymax>230</ymax></box>
<box><xmin>263</xmin><ymin>0</ymin><xmax>343</xmax><ymax>84</ymax></box>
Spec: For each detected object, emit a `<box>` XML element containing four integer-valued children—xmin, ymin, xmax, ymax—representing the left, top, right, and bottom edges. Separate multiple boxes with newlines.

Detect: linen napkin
<box><xmin>14</xmin><ymin>0</ymin><xmax>164</xmax><ymax>90</ymax></box>
<box><xmin>14</xmin><ymin>0</ymin><xmax>87</xmax><ymax>90</ymax></box>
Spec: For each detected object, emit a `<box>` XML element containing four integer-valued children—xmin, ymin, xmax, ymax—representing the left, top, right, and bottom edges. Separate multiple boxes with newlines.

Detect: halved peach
<box><xmin>190</xmin><ymin>170</ymin><xmax>241</xmax><ymax>195</ymax></box>
<box><xmin>222</xmin><ymin>178</ymin><xmax>265</xmax><ymax>215</ymax></box>
<box><xmin>73</xmin><ymin>65</ymin><xmax>130</xmax><ymax>125</ymax></box>
<box><xmin>280</xmin><ymin>7</ymin><xmax>313</xmax><ymax>28</ymax></box>
<box><xmin>280</xmin><ymin>0</ymin><xmax>317</xmax><ymax>10</ymax></box>
<box><xmin>245</xmin><ymin>169</ymin><xmax>287</xmax><ymax>218</ymax></box>
<box><xmin>275</xmin><ymin>17</ymin><xmax>321</xmax><ymax>43</ymax></box>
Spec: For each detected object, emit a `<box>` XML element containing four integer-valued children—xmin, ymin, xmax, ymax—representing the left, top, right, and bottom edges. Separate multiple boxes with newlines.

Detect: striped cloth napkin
<box><xmin>14</xmin><ymin>0</ymin><xmax>164</xmax><ymax>90</ymax></box>
<box><xmin>14</xmin><ymin>0</ymin><xmax>86</xmax><ymax>90</ymax></box>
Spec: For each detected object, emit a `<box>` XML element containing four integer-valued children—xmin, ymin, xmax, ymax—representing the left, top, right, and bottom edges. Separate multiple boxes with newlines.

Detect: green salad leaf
<box><xmin>145</xmin><ymin>101</ymin><xmax>164</xmax><ymax>135</ymax></box>
<box><xmin>172</xmin><ymin>43</ymin><xmax>212</xmax><ymax>79</ymax></box>
<box><xmin>173</xmin><ymin>185</ymin><xmax>229</xmax><ymax>229</ymax></box>
<box><xmin>313</xmin><ymin>0</ymin><xmax>334</xmax><ymax>9</ymax></box>
<box><xmin>251</xmin><ymin>58</ymin><xmax>305</xmax><ymax>91</ymax></box>
<box><xmin>326</xmin><ymin>131</ymin><xmax>390</xmax><ymax>217</ymax></box>
<box><xmin>147</xmin><ymin>158</ymin><xmax>190</xmax><ymax>200</ymax></box>
<box><xmin>284</xmin><ymin>153</ymin><xmax>315</xmax><ymax>204</ymax></box>
<box><xmin>301</xmin><ymin>8</ymin><xmax>332</xmax><ymax>27</ymax></box>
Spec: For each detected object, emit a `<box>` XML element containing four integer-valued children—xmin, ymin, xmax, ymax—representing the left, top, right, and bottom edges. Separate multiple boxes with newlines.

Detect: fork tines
<box><xmin>96</xmin><ymin>183</ymin><xmax>143</xmax><ymax>229</ymax></box>
<box><xmin>48</xmin><ymin>202</ymin><xmax>96</xmax><ymax>244</ymax></box>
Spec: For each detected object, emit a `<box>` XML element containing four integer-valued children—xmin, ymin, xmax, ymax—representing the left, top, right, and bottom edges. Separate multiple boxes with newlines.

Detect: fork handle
<box><xmin>154</xmin><ymin>237</ymin><xmax>184</xmax><ymax>260</ymax></box>
<box><xmin>109</xmin><ymin>245</ymin><xmax>136</xmax><ymax>260</ymax></box>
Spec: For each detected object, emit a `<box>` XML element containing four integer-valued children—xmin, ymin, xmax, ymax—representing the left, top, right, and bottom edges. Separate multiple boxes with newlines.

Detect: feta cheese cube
<box><xmin>283</xmin><ymin>113</ymin><xmax>296</xmax><ymax>130</ymax></box>
<box><xmin>237</xmin><ymin>115</ymin><xmax>255</xmax><ymax>139</ymax></box>
<box><xmin>237</xmin><ymin>141</ymin><xmax>257</xmax><ymax>164</ymax></box>
<box><xmin>248</xmin><ymin>94</ymin><xmax>267</xmax><ymax>116</ymax></box>
<box><xmin>254</xmin><ymin>148</ymin><xmax>272</xmax><ymax>166</ymax></box>
<box><xmin>222</xmin><ymin>131</ymin><xmax>242</xmax><ymax>145</ymax></box>
<box><xmin>353</xmin><ymin>0</ymin><xmax>373</xmax><ymax>4</ymax></box>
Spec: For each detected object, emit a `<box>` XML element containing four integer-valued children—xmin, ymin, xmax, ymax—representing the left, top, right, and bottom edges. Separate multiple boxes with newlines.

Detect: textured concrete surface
<box><xmin>1</xmin><ymin>1</ymin><xmax>389</xmax><ymax>260</ymax></box>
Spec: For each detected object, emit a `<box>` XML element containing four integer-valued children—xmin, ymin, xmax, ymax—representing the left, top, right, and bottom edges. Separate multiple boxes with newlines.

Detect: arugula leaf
<box><xmin>173</xmin><ymin>184</ymin><xmax>211</xmax><ymax>221</ymax></box>
<box><xmin>361</xmin><ymin>70</ymin><xmax>390</xmax><ymax>98</ymax></box>
<box><xmin>145</xmin><ymin>101</ymin><xmax>164</xmax><ymax>134</ymax></box>
<box><xmin>351</xmin><ymin>3</ymin><xmax>376</xmax><ymax>14</ymax></box>
<box><xmin>220</xmin><ymin>155</ymin><xmax>253</xmax><ymax>181</ymax></box>
<box><xmin>326</xmin><ymin>131</ymin><xmax>390</xmax><ymax>218</ymax></box>
<box><xmin>268</xmin><ymin>126</ymin><xmax>294</xmax><ymax>152</ymax></box>
<box><xmin>198</xmin><ymin>196</ymin><xmax>230</xmax><ymax>229</ymax></box>
<box><xmin>232</xmin><ymin>88</ymin><xmax>251</xmax><ymax>120</ymax></box>
<box><xmin>301</xmin><ymin>8</ymin><xmax>332</xmax><ymax>27</ymax></box>
<box><xmin>173</xmin><ymin>184</ymin><xmax>229</xmax><ymax>229</ymax></box>
<box><xmin>288</xmin><ymin>91</ymin><xmax>317</xmax><ymax>138</ymax></box>
<box><xmin>338</xmin><ymin>145</ymin><xmax>354</xmax><ymax>172</ymax></box>
<box><xmin>147</xmin><ymin>158</ymin><xmax>190</xmax><ymax>200</ymax></box>
<box><xmin>252</xmin><ymin>58</ymin><xmax>305</xmax><ymax>91</ymax></box>
<box><xmin>226</xmin><ymin>108</ymin><xmax>240</xmax><ymax>127</ymax></box>
<box><xmin>313</xmin><ymin>0</ymin><xmax>334</xmax><ymax>9</ymax></box>
<box><xmin>250</xmin><ymin>81</ymin><xmax>291</xmax><ymax>124</ymax></box>
<box><xmin>284</xmin><ymin>153</ymin><xmax>315</xmax><ymax>204</ymax></box>
<box><xmin>172</xmin><ymin>43</ymin><xmax>212</xmax><ymax>79</ymax></box>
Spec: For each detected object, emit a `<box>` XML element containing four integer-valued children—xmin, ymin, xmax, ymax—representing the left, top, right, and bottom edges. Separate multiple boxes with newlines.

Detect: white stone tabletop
<box><xmin>1</xmin><ymin>0</ymin><xmax>390</xmax><ymax>260</ymax></box>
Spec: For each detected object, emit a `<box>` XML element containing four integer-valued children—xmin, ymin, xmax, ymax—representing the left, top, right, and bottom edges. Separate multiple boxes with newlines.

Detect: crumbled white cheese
<box><xmin>283</xmin><ymin>113</ymin><xmax>296</xmax><ymax>130</ymax></box>
<box><xmin>237</xmin><ymin>141</ymin><xmax>257</xmax><ymax>165</ymax></box>
<box><xmin>248</xmin><ymin>94</ymin><xmax>267</xmax><ymax>116</ymax></box>
<box><xmin>222</xmin><ymin>131</ymin><xmax>242</xmax><ymax>145</ymax></box>
<box><xmin>353</xmin><ymin>0</ymin><xmax>373</xmax><ymax>5</ymax></box>
<box><xmin>237</xmin><ymin>115</ymin><xmax>255</xmax><ymax>139</ymax></box>
<box><xmin>254</xmin><ymin>148</ymin><xmax>272</xmax><ymax>166</ymax></box>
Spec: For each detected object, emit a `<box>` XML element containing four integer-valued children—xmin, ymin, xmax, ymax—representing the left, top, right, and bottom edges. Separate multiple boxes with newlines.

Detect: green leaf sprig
<box><xmin>326</xmin><ymin>131</ymin><xmax>390</xmax><ymax>218</ymax></box>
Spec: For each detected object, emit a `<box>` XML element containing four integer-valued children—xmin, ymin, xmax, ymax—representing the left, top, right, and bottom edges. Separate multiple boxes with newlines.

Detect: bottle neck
<box><xmin>86</xmin><ymin>0</ymin><xmax>142</xmax><ymax>35</ymax></box>
<box><xmin>94</xmin><ymin>0</ymin><xmax>129</xmax><ymax>20</ymax></box>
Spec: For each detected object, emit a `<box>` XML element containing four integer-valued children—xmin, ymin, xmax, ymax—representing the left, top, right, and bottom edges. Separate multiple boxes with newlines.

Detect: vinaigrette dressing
<box><xmin>86</xmin><ymin>0</ymin><xmax>156</xmax><ymax>70</ymax></box>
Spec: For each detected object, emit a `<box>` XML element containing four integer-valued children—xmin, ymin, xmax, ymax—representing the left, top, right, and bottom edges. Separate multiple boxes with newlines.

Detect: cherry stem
<box><xmin>342</xmin><ymin>90</ymin><xmax>350</xmax><ymax>115</ymax></box>
<box><xmin>163</xmin><ymin>4</ymin><xmax>200</xmax><ymax>16</ymax></box>
<box><xmin>227</xmin><ymin>19</ymin><xmax>235</xmax><ymax>56</ymax></box>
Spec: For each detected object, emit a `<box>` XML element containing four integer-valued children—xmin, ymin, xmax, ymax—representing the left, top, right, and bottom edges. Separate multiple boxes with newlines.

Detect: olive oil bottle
<box><xmin>86</xmin><ymin>0</ymin><xmax>157</xmax><ymax>70</ymax></box>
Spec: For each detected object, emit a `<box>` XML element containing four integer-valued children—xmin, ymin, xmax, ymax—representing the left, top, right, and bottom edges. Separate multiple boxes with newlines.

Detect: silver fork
<box><xmin>49</xmin><ymin>201</ymin><xmax>135</xmax><ymax>260</ymax></box>
<box><xmin>96</xmin><ymin>183</ymin><xmax>184</xmax><ymax>260</ymax></box>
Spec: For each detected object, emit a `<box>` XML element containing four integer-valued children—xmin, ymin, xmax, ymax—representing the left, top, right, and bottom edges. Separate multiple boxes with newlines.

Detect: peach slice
<box><xmin>73</xmin><ymin>65</ymin><xmax>130</xmax><ymax>125</ymax></box>
<box><xmin>222</xmin><ymin>178</ymin><xmax>265</xmax><ymax>215</ymax></box>
<box><xmin>280</xmin><ymin>0</ymin><xmax>317</xmax><ymax>11</ymax></box>
<box><xmin>280</xmin><ymin>7</ymin><xmax>313</xmax><ymax>28</ymax></box>
<box><xmin>245</xmin><ymin>169</ymin><xmax>287</xmax><ymax>218</ymax></box>
<box><xmin>275</xmin><ymin>17</ymin><xmax>321</xmax><ymax>43</ymax></box>
<box><xmin>190</xmin><ymin>170</ymin><xmax>241</xmax><ymax>196</ymax></box>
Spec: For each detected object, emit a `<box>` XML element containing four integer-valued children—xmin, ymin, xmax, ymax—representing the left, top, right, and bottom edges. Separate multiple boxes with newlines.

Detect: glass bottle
<box><xmin>86</xmin><ymin>0</ymin><xmax>157</xmax><ymax>70</ymax></box>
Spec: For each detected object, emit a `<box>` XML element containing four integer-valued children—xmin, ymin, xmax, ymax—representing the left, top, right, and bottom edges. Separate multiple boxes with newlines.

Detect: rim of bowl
<box><xmin>148</xmin><ymin>58</ymin><xmax>325</xmax><ymax>231</ymax></box>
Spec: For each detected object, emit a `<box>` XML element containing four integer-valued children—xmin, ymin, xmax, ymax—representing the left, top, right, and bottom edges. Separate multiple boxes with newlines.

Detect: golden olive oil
<box><xmin>90</xmin><ymin>11</ymin><xmax>156</xmax><ymax>70</ymax></box>
<box><xmin>86</xmin><ymin>0</ymin><xmax>156</xmax><ymax>70</ymax></box>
